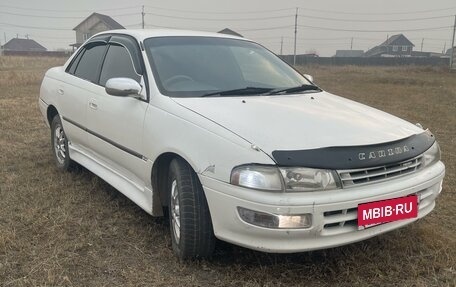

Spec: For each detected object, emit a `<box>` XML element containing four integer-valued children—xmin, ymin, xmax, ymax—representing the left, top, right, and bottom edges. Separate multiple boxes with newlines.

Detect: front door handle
<box><xmin>58</xmin><ymin>88</ymin><xmax>64</xmax><ymax>95</ymax></box>
<box><xmin>89</xmin><ymin>101</ymin><xmax>98</xmax><ymax>110</ymax></box>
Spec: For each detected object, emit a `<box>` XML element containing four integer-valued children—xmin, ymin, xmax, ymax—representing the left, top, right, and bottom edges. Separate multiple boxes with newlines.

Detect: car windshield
<box><xmin>144</xmin><ymin>36</ymin><xmax>313</xmax><ymax>97</ymax></box>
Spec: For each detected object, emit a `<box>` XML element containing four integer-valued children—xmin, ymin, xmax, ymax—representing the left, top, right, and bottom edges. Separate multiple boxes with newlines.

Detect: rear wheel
<box><xmin>168</xmin><ymin>158</ymin><xmax>215</xmax><ymax>260</ymax></box>
<box><xmin>51</xmin><ymin>115</ymin><xmax>74</xmax><ymax>171</ymax></box>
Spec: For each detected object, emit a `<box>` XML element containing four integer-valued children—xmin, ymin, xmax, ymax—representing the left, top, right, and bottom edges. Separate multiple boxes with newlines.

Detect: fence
<box><xmin>1</xmin><ymin>50</ymin><xmax>70</xmax><ymax>57</ymax></box>
<box><xmin>279</xmin><ymin>55</ymin><xmax>450</xmax><ymax>67</ymax></box>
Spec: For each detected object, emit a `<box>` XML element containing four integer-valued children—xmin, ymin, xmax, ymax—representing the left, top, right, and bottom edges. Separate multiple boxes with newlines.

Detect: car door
<box><xmin>58</xmin><ymin>39</ymin><xmax>108</xmax><ymax>151</ymax></box>
<box><xmin>85</xmin><ymin>35</ymin><xmax>149</xmax><ymax>186</ymax></box>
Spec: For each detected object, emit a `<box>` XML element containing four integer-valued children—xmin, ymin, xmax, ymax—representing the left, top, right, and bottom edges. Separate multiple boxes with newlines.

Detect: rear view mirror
<box><xmin>105</xmin><ymin>78</ymin><xmax>142</xmax><ymax>97</ymax></box>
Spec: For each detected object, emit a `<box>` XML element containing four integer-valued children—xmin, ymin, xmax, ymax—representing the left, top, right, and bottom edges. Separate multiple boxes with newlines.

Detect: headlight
<box><xmin>230</xmin><ymin>165</ymin><xmax>283</xmax><ymax>191</ymax></box>
<box><xmin>279</xmin><ymin>167</ymin><xmax>340</xmax><ymax>192</ymax></box>
<box><xmin>422</xmin><ymin>141</ymin><xmax>440</xmax><ymax>168</ymax></box>
<box><xmin>230</xmin><ymin>165</ymin><xmax>341</xmax><ymax>192</ymax></box>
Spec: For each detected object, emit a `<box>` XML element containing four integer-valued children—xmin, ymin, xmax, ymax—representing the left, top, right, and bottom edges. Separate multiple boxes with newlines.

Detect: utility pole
<box><xmin>350</xmin><ymin>37</ymin><xmax>353</xmax><ymax>50</ymax></box>
<box><xmin>450</xmin><ymin>15</ymin><xmax>456</xmax><ymax>70</ymax></box>
<box><xmin>280</xmin><ymin>36</ymin><xmax>283</xmax><ymax>55</ymax></box>
<box><xmin>293</xmin><ymin>7</ymin><xmax>298</xmax><ymax>66</ymax></box>
<box><xmin>3</xmin><ymin>32</ymin><xmax>6</xmax><ymax>44</ymax></box>
<box><xmin>443</xmin><ymin>42</ymin><xmax>446</xmax><ymax>54</ymax></box>
<box><xmin>421</xmin><ymin>38</ymin><xmax>424</xmax><ymax>52</ymax></box>
<box><xmin>142</xmin><ymin>5</ymin><xmax>145</xmax><ymax>29</ymax></box>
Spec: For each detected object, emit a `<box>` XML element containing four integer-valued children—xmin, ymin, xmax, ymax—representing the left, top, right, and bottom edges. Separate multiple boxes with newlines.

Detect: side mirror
<box><xmin>105</xmin><ymin>78</ymin><xmax>142</xmax><ymax>97</ymax></box>
<box><xmin>303</xmin><ymin>74</ymin><xmax>314</xmax><ymax>83</ymax></box>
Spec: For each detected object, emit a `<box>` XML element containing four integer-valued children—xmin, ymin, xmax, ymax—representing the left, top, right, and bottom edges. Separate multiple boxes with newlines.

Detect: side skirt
<box><xmin>69</xmin><ymin>144</ymin><xmax>154</xmax><ymax>215</ymax></box>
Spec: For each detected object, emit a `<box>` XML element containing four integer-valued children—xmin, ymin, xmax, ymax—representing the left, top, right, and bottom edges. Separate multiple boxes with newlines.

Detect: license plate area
<box><xmin>358</xmin><ymin>195</ymin><xmax>418</xmax><ymax>230</ymax></box>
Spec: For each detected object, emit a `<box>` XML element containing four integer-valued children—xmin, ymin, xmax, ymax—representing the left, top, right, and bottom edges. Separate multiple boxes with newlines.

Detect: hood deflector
<box><xmin>272</xmin><ymin>131</ymin><xmax>435</xmax><ymax>169</ymax></box>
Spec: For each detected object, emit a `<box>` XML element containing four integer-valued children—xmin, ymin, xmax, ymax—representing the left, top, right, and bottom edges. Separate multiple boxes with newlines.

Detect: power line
<box><xmin>143</xmin><ymin>10</ymin><xmax>453</xmax><ymax>23</ymax></box>
<box><xmin>27</xmin><ymin>35</ymin><xmax>73</xmax><ymax>40</ymax></box>
<box><xmin>145</xmin><ymin>12</ymin><xmax>293</xmax><ymax>21</ymax></box>
<box><xmin>145</xmin><ymin>5</ymin><xmax>294</xmax><ymax>15</ymax></box>
<box><xmin>1</xmin><ymin>9</ymin><xmax>451</xmax><ymax>25</ymax></box>
<box><xmin>144</xmin><ymin>23</ymin><xmax>295</xmax><ymax>32</ymax></box>
<box><xmin>145</xmin><ymin>24</ymin><xmax>214</xmax><ymax>31</ymax></box>
<box><xmin>0</xmin><ymin>11</ymin><xmax>137</xmax><ymax>19</ymax></box>
<box><xmin>298</xmin><ymin>6</ymin><xmax>456</xmax><ymax>16</ymax></box>
<box><xmin>0</xmin><ymin>4</ymin><xmax>139</xmax><ymax>13</ymax></box>
<box><xmin>237</xmin><ymin>25</ymin><xmax>295</xmax><ymax>32</ymax></box>
<box><xmin>0</xmin><ymin>22</ymin><xmax>71</xmax><ymax>31</ymax></box>
<box><xmin>421</xmin><ymin>37</ymin><xmax>453</xmax><ymax>41</ymax></box>
<box><xmin>257</xmin><ymin>37</ymin><xmax>451</xmax><ymax>44</ymax></box>
<box><xmin>254</xmin><ymin>36</ymin><xmax>351</xmax><ymax>41</ymax></box>
<box><xmin>1</xmin><ymin>3</ymin><xmax>454</xmax><ymax>17</ymax></box>
<box><xmin>0</xmin><ymin>11</ymin><xmax>83</xmax><ymax>19</ymax></box>
<box><xmin>298</xmin><ymin>14</ymin><xmax>453</xmax><ymax>22</ymax></box>
<box><xmin>409</xmin><ymin>37</ymin><xmax>450</xmax><ymax>42</ymax></box>
<box><xmin>298</xmin><ymin>24</ymin><xmax>453</xmax><ymax>32</ymax></box>
<box><xmin>1</xmin><ymin>20</ymin><xmax>451</xmax><ymax>35</ymax></box>
<box><xmin>146</xmin><ymin>4</ymin><xmax>456</xmax><ymax>16</ymax></box>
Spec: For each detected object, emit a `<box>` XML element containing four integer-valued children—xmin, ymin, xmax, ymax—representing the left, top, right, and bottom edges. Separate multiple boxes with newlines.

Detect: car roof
<box><xmin>94</xmin><ymin>29</ymin><xmax>248</xmax><ymax>42</ymax></box>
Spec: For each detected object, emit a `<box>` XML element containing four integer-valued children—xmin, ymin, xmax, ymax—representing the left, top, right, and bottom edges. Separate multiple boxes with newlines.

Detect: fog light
<box><xmin>237</xmin><ymin>207</ymin><xmax>312</xmax><ymax>229</ymax></box>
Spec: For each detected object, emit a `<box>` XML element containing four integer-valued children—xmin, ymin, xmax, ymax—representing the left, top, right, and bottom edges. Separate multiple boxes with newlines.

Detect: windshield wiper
<box><xmin>201</xmin><ymin>87</ymin><xmax>274</xmax><ymax>97</ymax></box>
<box><xmin>267</xmin><ymin>84</ymin><xmax>321</xmax><ymax>95</ymax></box>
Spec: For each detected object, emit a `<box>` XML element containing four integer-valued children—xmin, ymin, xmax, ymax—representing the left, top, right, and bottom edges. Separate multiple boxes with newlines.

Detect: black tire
<box><xmin>50</xmin><ymin>115</ymin><xmax>74</xmax><ymax>171</ymax></box>
<box><xmin>168</xmin><ymin>158</ymin><xmax>215</xmax><ymax>260</ymax></box>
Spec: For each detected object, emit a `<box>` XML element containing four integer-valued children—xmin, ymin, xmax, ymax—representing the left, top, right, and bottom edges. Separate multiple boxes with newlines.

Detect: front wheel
<box><xmin>168</xmin><ymin>158</ymin><xmax>215</xmax><ymax>260</ymax></box>
<box><xmin>50</xmin><ymin>115</ymin><xmax>74</xmax><ymax>171</ymax></box>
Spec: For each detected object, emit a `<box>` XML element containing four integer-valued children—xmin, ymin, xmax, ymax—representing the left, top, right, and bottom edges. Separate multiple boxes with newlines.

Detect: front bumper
<box><xmin>200</xmin><ymin>161</ymin><xmax>445</xmax><ymax>253</ymax></box>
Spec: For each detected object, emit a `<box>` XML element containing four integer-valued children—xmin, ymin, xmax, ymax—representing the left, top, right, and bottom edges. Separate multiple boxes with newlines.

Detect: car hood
<box><xmin>172</xmin><ymin>91</ymin><xmax>423</xmax><ymax>154</ymax></box>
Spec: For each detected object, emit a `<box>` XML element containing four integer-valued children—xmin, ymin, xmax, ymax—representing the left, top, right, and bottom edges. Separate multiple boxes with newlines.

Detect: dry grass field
<box><xmin>0</xmin><ymin>56</ymin><xmax>455</xmax><ymax>286</ymax></box>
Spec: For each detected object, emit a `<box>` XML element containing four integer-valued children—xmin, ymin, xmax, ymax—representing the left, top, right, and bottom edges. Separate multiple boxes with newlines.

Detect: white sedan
<box><xmin>39</xmin><ymin>29</ymin><xmax>445</xmax><ymax>260</ymax></box>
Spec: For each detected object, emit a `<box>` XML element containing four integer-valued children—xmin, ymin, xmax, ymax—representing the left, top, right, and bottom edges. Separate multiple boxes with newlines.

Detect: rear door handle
<box><xmin>58</xmin><ymin>88</ymin><xmax>64</xmax><ymax>95</ymax></box>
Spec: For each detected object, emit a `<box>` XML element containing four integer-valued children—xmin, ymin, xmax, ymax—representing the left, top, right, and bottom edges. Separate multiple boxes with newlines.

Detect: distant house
<box><xmin>334</xmin><ymin>50</ymin><xmax>364</xmax><ymax>57</ymax></box>
<box><xmin>218</xmin><ymin>28</ymin><xmax>243</xmax><ymax>38</ymax></box>
<box><xmin>1</xmin><ymin>38</ymin><xmax>47</xmax><ymax>52</ymax></box>
<box><xmin>365</xmin><ymin>34</ymin><xmax>414</xmax><ymax>57</ymax></box>
<box><xmin>445</xmin><ymin>47</ymin><xmax>455</xmax><ymax>57</ymax></box>
<box><xmin>71</xmin><ymin>13</ymin><xmax>124</xmax><ymax>50</ymax></box>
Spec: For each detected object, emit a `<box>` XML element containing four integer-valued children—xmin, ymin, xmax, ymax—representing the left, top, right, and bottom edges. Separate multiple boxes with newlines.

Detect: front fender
<box><xmin>143</xmin><ymin>99</ymin><xmax>275</xmax><ymax>183</ymax></box>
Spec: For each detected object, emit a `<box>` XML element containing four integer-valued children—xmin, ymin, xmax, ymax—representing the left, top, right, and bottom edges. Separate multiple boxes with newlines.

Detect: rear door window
<box><xmin>67</xmin><ymin>51</ymin><xmax>84</xmax><ymax>75</ymax></box>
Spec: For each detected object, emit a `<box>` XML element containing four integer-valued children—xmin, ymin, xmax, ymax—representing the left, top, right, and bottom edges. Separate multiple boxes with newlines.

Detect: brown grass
<box><xmin>0</xmin><ymin>56</ymin><xmax>455</xmax><ymax>286</ymax></box>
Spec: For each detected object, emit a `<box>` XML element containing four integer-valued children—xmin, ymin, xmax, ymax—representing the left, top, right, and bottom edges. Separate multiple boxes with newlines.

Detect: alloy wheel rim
<box><xmin>170</xmin><ymin>179</ymin><xmax>181</xmax><ymax>243</ymax></box>
<box><xmin>54</xmin><ymin>125</ymin><xmax>66</xmax><ymax>164</ymax></box>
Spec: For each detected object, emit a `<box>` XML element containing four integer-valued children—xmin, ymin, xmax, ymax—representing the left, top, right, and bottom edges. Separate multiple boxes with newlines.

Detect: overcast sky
<box><xmin>0</xmin><ymin>0</ymin><xmax>455</xmax><ymax>56</ymax></box>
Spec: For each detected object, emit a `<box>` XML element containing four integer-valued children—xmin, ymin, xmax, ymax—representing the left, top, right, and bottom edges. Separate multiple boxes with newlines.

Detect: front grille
<box><xmin>321</xmin><ymin>188</ymin><xmax>436</xmax><ymax>236</ymax></box>
<box><xmin>338</xmin><ymin>156</ymin><xmax>423</xmax><ymax>187</ymax></box>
